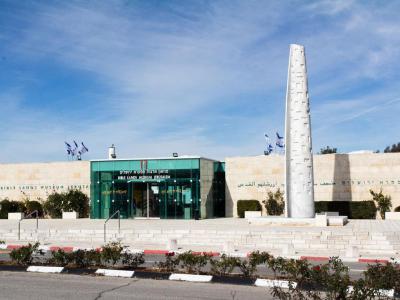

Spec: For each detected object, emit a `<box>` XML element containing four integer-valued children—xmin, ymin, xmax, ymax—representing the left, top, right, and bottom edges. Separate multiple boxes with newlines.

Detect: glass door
<box><xmin>149</xmin><ymin>183</ymin><xmax>160</xmax><ymax>218</ymax></box>
<box><xmin>132</xmin><ymin>182</ymin><xmax>146</xmax><ymax>218</ymax></box>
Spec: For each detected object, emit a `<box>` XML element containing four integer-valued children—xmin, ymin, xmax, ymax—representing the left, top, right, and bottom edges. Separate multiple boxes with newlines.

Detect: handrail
<box><xmin>104</xmin><ymin>210</ymin><xmax>120</xmax><ymax>242</ymax></box>
<box><xmin>18</xmin><ymin>210</ymin><xmax>39</xmax><ymax>240</ymax></box>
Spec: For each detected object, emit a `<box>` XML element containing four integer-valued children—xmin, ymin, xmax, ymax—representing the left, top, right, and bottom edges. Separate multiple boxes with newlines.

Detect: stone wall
<box><xmin>225</xmin><ymin>153</ymin><xmax>400</xmax><ymax>217</ymax></box>
<box><xmin>0</xmin><ymin>161</ymin><xmax>90</xmax><ymax>202</ymax></box>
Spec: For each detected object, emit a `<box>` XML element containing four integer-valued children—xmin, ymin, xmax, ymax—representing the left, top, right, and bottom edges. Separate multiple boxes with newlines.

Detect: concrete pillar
<box><xmin>285</xmin><ymin>44</ymin><xmax>315</xmax><ymax>218</ymax></box>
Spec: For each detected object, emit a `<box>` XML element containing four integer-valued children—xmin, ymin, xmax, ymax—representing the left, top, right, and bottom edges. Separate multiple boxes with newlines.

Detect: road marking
<box><xmin>27</xmin><ymin>266</ymin><xmax>64</xmax><ymax>273</ymax></box>
<box><xmin>95</xmin><ymin>269</ymin><xmax>134</xmax><ymax>278</ymax></box>
<box><xmin>255</xmin><ymin>279</ymin><xmax>297</xmax><ymax>289</ymax></box>
<box><xmin>169</xmin><ymin>273</ymin><xmax>212</xmax><ymax>282</ymax></box>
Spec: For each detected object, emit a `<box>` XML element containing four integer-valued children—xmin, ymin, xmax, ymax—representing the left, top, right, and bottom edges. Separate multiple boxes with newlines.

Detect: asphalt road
<box><xmin>0</xmin><ymin>271</ymin><xmax>273</xmax><ymax>300</ymax></box>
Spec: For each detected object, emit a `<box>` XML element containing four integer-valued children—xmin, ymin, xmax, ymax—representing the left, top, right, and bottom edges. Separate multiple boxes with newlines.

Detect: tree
<box><xmin>383</xmin><ymin>142</ymin><xmax>400</xmax><ymax>153</ymax></box>
<box><xmin>263</xmin><ymin>189</ymin><xmax>285</xmax><ymax>216</ymax></box>
<box><xmin>64</xmin><ymin>190</ymin><xmax>89</xmax><ymax>218</ymax></box>
<box><xmin>43</xmin><ymin>190</ymin><xmax>89</xmax><ymax>218</ymax></box>
<box><xmin>319</xmin><ymin>146</ymin><xmax>337</xmax><ymax>154</ymax></box>
<box><xmin>369</xmin><ymin>189</ymin><xmax>392</xmax><ymax>219</ymax></box>
<box><xmin>43</xmin><ymin>193</ymin><xmax>64</xmax><ymax>218</ymax></box>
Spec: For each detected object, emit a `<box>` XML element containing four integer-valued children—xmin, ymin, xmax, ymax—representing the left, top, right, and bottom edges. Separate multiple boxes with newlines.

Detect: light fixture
<box><xmin>173</xmin><ymin>153</ymin><xmax>178</xmax><ymax>157</ymax></box>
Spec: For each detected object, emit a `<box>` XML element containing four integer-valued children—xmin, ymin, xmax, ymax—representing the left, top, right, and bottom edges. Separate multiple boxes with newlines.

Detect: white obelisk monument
<box><xmin>284</xmin><ymin>44</ymin><xmax>315</xmax><ymax>218</ymax></box>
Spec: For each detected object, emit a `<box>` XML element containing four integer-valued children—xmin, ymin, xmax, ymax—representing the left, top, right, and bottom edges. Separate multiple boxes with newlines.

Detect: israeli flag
<box><xmin>276</xmin><ymin>132</ymin><xmax>285</xmax><ymax>148</ymax></box>
<box><xmin>72</xmin><ymin>140</ymin><xmax>79</xmax><ymax>156</ymax></box>
<box><xmin>64</xmin><ymin>142</ymin><xmax>72</xmax><ymax>155</ymax></box>
<box><xmin>79</xmin><ymin>142</ymin><xmax>89</xmax><ymax>155</ymax></box>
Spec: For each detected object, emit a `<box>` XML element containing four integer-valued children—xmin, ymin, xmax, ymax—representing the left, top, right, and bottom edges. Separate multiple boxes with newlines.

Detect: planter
<box><xmin>385</xmin><ymin>212</ymin><xmax>400</xmax><ymax>220</ymax></box>
<box><xmin>62</xmin><ymin>212</ymin><xmax>78</xmax><ymax>219</ymax></box>
<box><xmin>244</xmin><ymin>211</ymin><xmax>262</xmax><ymax>219</ymax></box>
<box><xmin>8</xmin><ymin>212</ymin><xmax>23</xmax><ymax>220</ymax></box>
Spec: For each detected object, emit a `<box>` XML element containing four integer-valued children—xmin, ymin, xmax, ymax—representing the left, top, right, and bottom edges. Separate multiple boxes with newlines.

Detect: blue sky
<box><xmin>1</xmin><ymin>0</ymin><xmax>400</xmax><ymax>162</ymax></box>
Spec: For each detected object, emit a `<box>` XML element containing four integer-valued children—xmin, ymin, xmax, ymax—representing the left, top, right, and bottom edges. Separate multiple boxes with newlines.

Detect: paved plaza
<box><xmin>1</xmin><ymin>218</ymin><xmax>400</xmax><ymax>259</ymax></box>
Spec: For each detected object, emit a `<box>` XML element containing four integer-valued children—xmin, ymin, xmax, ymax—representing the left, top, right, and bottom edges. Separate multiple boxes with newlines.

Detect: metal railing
<box><xmin>18</xmin><ymin>210</ymin><xmax>39</xmax><ymax>240</ymax></box>
<box><xmin>104</xmin><ymin>210</ymin><xmax>120</xmax><ymax>242</ymax></box>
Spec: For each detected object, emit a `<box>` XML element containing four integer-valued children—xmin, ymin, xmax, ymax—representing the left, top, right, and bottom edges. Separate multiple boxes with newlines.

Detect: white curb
<box><xmin>169</xmin><ymin>273</ymin><xmax>213</xmax><ymax>282</ymax></box>
<box><xmin>281</xmin><ymin>255</ymin><xmax>301</xmax><ymax>261</ymax></box>
<box><xmin>255</xmin><ymin>278</ymin><xmax>297</xmax><ymax>289</ymax></box>
<box><xmin>220</xmin><ymin>252</ymin><xmax>247</xmax><ymax>258</ymax></box>
<box><xmin>95</xmin><ymin>269</ymin><xmax>134</xmax><ymax>278</ymax></box>
<box><xmin>122</xmin><ymin>248</ymin><xmax>144</xmax><ymax>254</ymax></box>
<box><xmin>347</xmin><ymin>286</ymin><xmax>394</xmax><ymax>298</ymax></box>
<box><xmin>0</xmin><ymin>244</ymin><xmax>7</xmax><ymax>250</ymax></box>
<box><xmin>38</xmin><ymin>246</ymin><xmax>50</xmax><ymax>252</ymax></box>
<box><xmin>27</xmin><ymin>266</ymin><xmax>64</xmax><ymax>273</ymax></box>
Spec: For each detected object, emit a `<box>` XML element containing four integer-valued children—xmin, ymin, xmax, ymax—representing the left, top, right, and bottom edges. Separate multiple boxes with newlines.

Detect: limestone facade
<box><xmin>0</xmin><ymin>161</ymin><xmax>90</xmax><ymax>202</ymax></box>
<box><xmin>225</xmin><ymin>153</ymin><xmax>400</xmax><ymax>217</ymax></box>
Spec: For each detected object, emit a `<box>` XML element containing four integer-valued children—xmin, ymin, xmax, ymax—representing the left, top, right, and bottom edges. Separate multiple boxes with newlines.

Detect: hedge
<box><xmin>0</xmin><ymin>200</ymin><xmax>26</xmax><ymax>219</ymax></box>
<box><xmin>395</xmin><ymin>206</ymin><xmax>400</xmax><ymax>212</ymax></box>
<box><xmin>237</xmin><ymin>200</ymin><xmax>261</xmax><ymax>218</ymax></box>
<box><xmin>315</xmin><ymin>201</ymin><xmax>377</xmax><ymax>219</ymax></box>
<box><xmin>25</xmin><ymin>200</ymin><xmax>44</xmax><ymax>217</ymax></box>
<box><xmin>0</xmin><ymin>199</ymin><xmax>44</xmax><ymax>219</ymax></box>
<box><xmin>43</xmin><ymin>190</ymin><xmax>89</xmax><ymax>218</ymax></box>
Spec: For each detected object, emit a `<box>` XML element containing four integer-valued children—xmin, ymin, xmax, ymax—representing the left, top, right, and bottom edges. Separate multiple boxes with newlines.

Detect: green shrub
<box><xmin>363</xmin><ymin>260</ymin><xmax>400</xmax><ymax>293</ymax></box>
<box><xmin>49</xmin><ymin>249</ymin><xmax>72</xmax><ymax>266</ymax></box>
<box><xmin>237</xmin><ymin>200</ymin><xmax>261</xmax><ymax>218</ymax></box>
<box><xmin>210</xmin><ymin>254</ymin><xmax>240</xmax><ymax>276</ymax></box>
<box><xmin>63</xmin><ymin>190</ymin><xmax>89</xmax><ymax>218</ymax></box>
<box><xmin>350</xmin><ymin>201</ymin><xmax>377</xmax><ymax>219</ymax></box>
<box><xmin>315</xmin><ymin>201</ymin><xmax>376</xmax><ymax>219</ymax></box>
<box><xmin>101</xmin><ymin>242</ymin><xmax>124</xmax><ymax>266</ymax></box>
<box><xmin>263</xmin><ymin>189</ymin><xmax>285</xmax><ymax>216</ymax></box>
<box><xmin>24</xmin><ymin>200</ymin><xmax>44</xmax><ymax>217</ymax></box>
<box><xmin>0</xmin><ymin>199</ymin><xmax>26</xmax><ymax>219</ymax></box>
<box><xmin>85</xmin><ymin>249</ymin><xmax>102</xmax><ymax>267</ymax></box>
<box><xmin>9</xmin><ymin>242</ymin><xmax>43</xmax><ymax>265</ymax></box>
<box><xmin>269</xmin><ymin>256</ymin><xmax>396</xmax><ymax>300</ymax></box>
<box><xmin>395</xmin><ymin>206</ymin><xmax>400</xmax><ymax>212</ymax></box>
<box><xmin>370</xmin><ymin>189</ymin><xmax>392</xmax><ymax>219</ymax></box>
<box><xmin>156</xmin><ymin>253</ymin><xmax>179</xmax><ymax>272</ymax></box>
<box><xmin>72</xmin><ymin>249</ymin><xmax>102</xmax><ymax>268</ymax></box>
<box><xmin>177</xmin><ymin>251</ymin><xmax>211</xmax><ymax>274</ymax></box>
<box><xmin>49</xmin><ymin>249</ymin><xmax>102</xmax><ymax>268</ymax></box>
<box><xmin>43</xmin><ymin>193</ymin><xmax>64</xmax><ymax>218</ymax></box>
<box><xmin>43</xmin><ymin>190</ymin><xmax>89</xmax><ymax>218</ymax></box>
<box><xmin>122</xmin><ymin>251</ymin><xmax>145</xmax><ymax>268</ymax></box>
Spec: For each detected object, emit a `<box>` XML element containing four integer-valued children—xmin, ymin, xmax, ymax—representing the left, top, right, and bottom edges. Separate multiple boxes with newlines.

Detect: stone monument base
<box><xmin>247</xmin><ymin>215</ymin><xmax>348</xmax><ymax>227</ymax></box>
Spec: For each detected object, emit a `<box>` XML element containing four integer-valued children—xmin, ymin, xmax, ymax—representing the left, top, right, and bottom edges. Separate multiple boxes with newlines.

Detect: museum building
<box><xmin>1</xmin><ymin>152</ymin><xmax>400</xmax><ymax>219</ymax></box>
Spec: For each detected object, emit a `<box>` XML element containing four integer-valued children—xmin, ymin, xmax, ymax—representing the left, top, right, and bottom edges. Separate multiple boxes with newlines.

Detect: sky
<box><xmin>1</xmin><ymin>0</ymin><xmax>400</xmax><ymax>163</ymax></box>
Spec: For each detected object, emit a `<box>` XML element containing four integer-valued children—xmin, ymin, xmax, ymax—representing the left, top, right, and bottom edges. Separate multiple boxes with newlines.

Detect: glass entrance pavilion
<box><xmin>90</xmin><ymin>157</ymin><xmax>225</xmax><ymax>219</ymax></box>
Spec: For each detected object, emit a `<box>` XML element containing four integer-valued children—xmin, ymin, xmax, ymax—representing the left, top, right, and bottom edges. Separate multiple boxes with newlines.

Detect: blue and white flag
<box><xmin>264</xmin><ymin>134</ymin><xmax>274</xmax><ymax>155</ymax></box>
<box><xmin>64</xmin><ymin>142</ymin><xmax>72</xmax><ymax>155</ymax></box>
<box><xmin>79</xmin><ymin>142</ymin><xmax>89</xmax><ymax>155</ymax></box>
<box><xmin>72</xmin><ymin>140</ymin><xmax>79</xmax><ymax>156</ymax></box>
<box><xmin>276</xmin><ymin>132</ymin><xmax>285</xmax><ymax>148</ymax></box>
